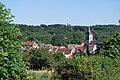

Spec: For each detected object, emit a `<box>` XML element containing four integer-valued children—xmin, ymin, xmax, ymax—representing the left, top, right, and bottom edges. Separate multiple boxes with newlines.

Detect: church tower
<box><xmin>86</xmin><ymin>26</ymin><xmax>93</xmax><ymax>43</ymax></box>
<box><xmin>83</xmin><ymin>26</ymin><xmax>93</xmax><ymax>55</ymax></box>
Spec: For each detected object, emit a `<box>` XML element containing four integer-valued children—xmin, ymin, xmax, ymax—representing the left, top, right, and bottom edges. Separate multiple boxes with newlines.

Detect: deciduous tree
<box><xmin>0</xmin><ymin>2</ymin><xmax>26</xmax><ymax>79</ymax></box>
<box><xmin>97</xmin><ymin>32</ymin><xmax>120</xmax><ymax>58</ymax></box>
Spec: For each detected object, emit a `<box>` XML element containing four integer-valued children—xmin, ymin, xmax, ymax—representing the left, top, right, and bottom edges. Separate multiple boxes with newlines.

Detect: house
<box><xmin>48</xmin><ymin>46</ymin><xmax>59</xmax><ymax>52</ymax></box>
<box><xmin>64</xmin><ymin>49</ymin><xmax>75</xmax><ymax>58</ymax></box>
<box><xmin>56</xmin><ymin>47</ymin><xmax>66</xmax><ymax>53</ymax></box>
<box><xmin>22</xmin><ymin>41</ymin><xmax>39</xmax><ymax>52</ymax></box>
<box><xmin>48</xmin><ymin>46</ymin><xmax>75</xmax><ymax>58</ymax></box>
<box><xmin>22</xmin><ymin>41</ymin><xmax>39</xmax><ymax>48</ymax></box>
<box><xmin>75</xmin><ymin>44</ymin><xmax>84</xmax><ymax>52</ymax></box>
<box><xmin>67</xmin><ymin>43</ymin><xmax>84</xmax><ymax>52</ymax></box>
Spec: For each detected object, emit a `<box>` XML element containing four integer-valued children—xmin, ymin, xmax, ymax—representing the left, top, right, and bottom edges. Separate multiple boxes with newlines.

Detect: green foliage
<box><xmin>74</xmin><ymin>56</ymin><xmax>93</xmax><ymax>79</ymax></box>
<box><xmin>56</xmin><ymin>58</ymin><xmax>84</xmax><ymax>80</ymax></box>
<box><xmin>28</xmin><ymin>48</ymin><xmax>52</xmax><ymax>70</ymax></box>
<box><xmin>92</xmin><ymin>25</ymin><xmax>120</xmax><ymax>41</ymax></box>
<box><xmin>0</xmin><ymin>2</ymin><xmax>27</xmax><ymax>79</ymax></box>
<box><xmin>0</xmin><ymin>25</ymin><xmax>27</xmax><ymax>79</ymax></box>
<box><xmin>18</xmin><ymin>24</ymin><xmax>120</xmax><ymax>46</ymax></box>
<box><xmin>55</xmin><ymin>54</ymin><xmax>120</xmax><ymax>80</ymax></box>
<box><xmin>0</xmin><ymin>2</ymin><xmax>14</xmax><ymax>25</ymax></box>
<box><xmin>52</xmin><ymin>53</ymin><xmax>65</xmax><ymax>62</ymax></box>
<box><xmin>27</xmin><ymin>47</ymin><xmax>66</xmax><ymax>71</ymax></box>
<box><xmin>97</xmin><ymin>32</ymin><xmax>120</xmax><ymax>58</ymax></box>
<box><xmin>52</xmin><ymin>53</ymin><xmax>66</xmax><ymax>68</ymax></box>
<box><xmin>26</xmin><ymin>35</ymin><xmax>120</xmax><ymax>80</ymax></box>
<box><xmin>28</xmin><ymin>70</ymin><xmax>51</xmax><ymax>80</ymax></box>
<box><xmin>90</xmin><ymin>56</ymin><xmax>120</xmax><ymax>80</ymax></box>
<box><xmin>18</xmin><ymin>24</ymin><xmax>86</xmax><ymax>45</ymax></box>
<box><xmin>93</xmin><ymin>32</ymin><xmax>120</xmax><ymax>79</ymax></box>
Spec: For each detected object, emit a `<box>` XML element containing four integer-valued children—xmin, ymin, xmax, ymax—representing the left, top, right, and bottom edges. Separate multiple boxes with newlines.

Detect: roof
<box><xmin>64</xmin><ymin>49</ymin><xmax>72</xmax><ymax>55</ymax></box>
<box><xmin>51</xmin><ymin>47</ymin><xmax>73</xmax><ymax>55</ymax></box>
<box><xmin>74</xmin><ymin>44</ymin><xmax>83</xmax><ymax>51</ymax></box>
<box><xmin>56</xmin><ymin>48</ymin><xmax>66</xmax><ymax>53</ymax></box>
<box><xmin>22</xmin><ymin>42</ymin><xmax>37</xmax><ymax>45</ymax></box>
<box><xmin>76</xmin><ymin>46</ymin><xmax>83</xmax><ymax>51</ymax></box>
<box><xmin>83</xmin><ymin>43</ymin><xmax>97</xmax><ymax>52</ymax></box>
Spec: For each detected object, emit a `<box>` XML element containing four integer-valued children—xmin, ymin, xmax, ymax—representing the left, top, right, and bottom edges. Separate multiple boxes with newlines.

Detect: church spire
<box><xmin>86</xmin><ymin>26</ymin><xmax>93</xmax><ymax>43</ymax></box>
<box><xmin>88</xmin><ymin>26</ymin><xmax>92</xmax><ymax>35</ymax></box>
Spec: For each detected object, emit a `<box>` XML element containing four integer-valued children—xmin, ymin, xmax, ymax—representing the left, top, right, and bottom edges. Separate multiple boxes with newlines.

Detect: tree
<box><xmin>28</xmin><ymin>48</ymin><xmax>52</xmax><ymax>70</ymax></box>
<box><xmin>0</xmin><ymin>3</ymin><xmax>14</xmax><ymax>25</ymax></box>
<box><xmin>0</xmin><ymin>2</ymin><xmax>26</xmax><ymax>79</ymax></box>
<box><xmin>118</xmin><ymin>19</ymin><xmax>120</xmax><ymax>26</ymax></box>
<box><xmin>52</xmin><ymin>53</ymin><xmax>66</xmax><ymax>68</ymax></box>
<box><xmin>97</xmin><ymin>32</ymin><xmax>120</xmax><ymax>58</ymax></box>
<box><xmin>56</xmin><ymin>59</ymin><xmax>84</xmax><ymax>80</ymax></box>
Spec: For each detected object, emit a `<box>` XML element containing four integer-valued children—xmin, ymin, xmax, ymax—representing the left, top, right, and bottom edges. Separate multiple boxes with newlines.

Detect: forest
<box><xmin>17</xmin><ymin>24</ymin><xmax>120</xmax><ymax>46</ymax></box>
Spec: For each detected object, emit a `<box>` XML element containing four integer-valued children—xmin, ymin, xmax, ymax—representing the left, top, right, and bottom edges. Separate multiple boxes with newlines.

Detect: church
<box><xmin>83</xmin><ymin>26</ymin><xmax>97</xmax><ymax>55</ymax></box>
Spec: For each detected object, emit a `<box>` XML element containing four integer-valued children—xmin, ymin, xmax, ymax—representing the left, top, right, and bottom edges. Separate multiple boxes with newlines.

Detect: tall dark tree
<box><xmin>119</xmin><ymin>19</ymin><xmax>120</xmax><ymax>26</ymax></box>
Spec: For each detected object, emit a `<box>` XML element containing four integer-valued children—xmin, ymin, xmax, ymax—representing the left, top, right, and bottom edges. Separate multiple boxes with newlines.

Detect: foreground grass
<box><xmin>27</xmin><ymin>70</ymin><xmax>51</xmax><ymax>80</ymax></box>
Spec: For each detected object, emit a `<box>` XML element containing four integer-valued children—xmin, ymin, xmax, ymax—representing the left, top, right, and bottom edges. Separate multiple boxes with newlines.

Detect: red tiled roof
<box><xmin>56</xmin><ymin>48</ymin><xmax>66</xmax><ymax>53</ymax></box>
<box><xmin>22</xmin><ymin>42</ymin><xmax>37</xmax><ymax>45</ymax></box>
<box><xmin>64</xmin><ymin>49</ymin><xmax>72</xmax><ymax>55</ymax></box>
<box><xmin>76</xmin><ymin>46</ymin><xmax>83</xmax><ymax>51</ymax></box>
<box><xmin>75</xmin><ymin>45</ymin><xmax>83</xmax><ymax>51</ymax></box>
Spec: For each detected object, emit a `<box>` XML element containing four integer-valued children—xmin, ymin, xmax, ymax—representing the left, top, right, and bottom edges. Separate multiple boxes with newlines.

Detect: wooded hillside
<box><xmin>17</xmin><ymin>24</ymin><xmax>120</xmax><ymax>46</ymax></box>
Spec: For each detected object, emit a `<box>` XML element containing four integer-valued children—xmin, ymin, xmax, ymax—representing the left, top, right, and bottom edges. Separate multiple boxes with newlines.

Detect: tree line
<box><xmin>17</xmin><ymin>24</ymin><xmax>120</xmax><ymax>46</ymax></box>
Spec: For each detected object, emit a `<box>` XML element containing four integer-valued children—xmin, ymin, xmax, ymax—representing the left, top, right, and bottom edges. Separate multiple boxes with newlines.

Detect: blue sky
<box><xmin>0</xmin><ymin>0</ymin><xmax>120</xmax><ymax>25</ymax></box>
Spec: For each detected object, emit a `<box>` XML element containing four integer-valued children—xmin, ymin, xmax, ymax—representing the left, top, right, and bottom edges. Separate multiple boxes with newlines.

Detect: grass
<box><xmin>27</xmin><ymin>70</ymin><xmax>52</xmax><ymax>80</ymax></box>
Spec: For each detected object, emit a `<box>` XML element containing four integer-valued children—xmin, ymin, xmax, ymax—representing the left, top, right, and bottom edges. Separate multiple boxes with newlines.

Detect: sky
<box><xmin>0</xmin><ymin>0</ymin><xmax>120</xmax><ymax>26</ymax></box>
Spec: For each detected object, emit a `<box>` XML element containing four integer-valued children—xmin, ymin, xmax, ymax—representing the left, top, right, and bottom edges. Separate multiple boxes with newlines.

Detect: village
<box><xmin>1</xmin><ymin>1</ymin><xmax>120</xmax><ymax>79</ymax></box>
<box><xmin>21</xmin><ymin>26</ymin><xmax>97</xmax><ymax>58</ymax></box>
